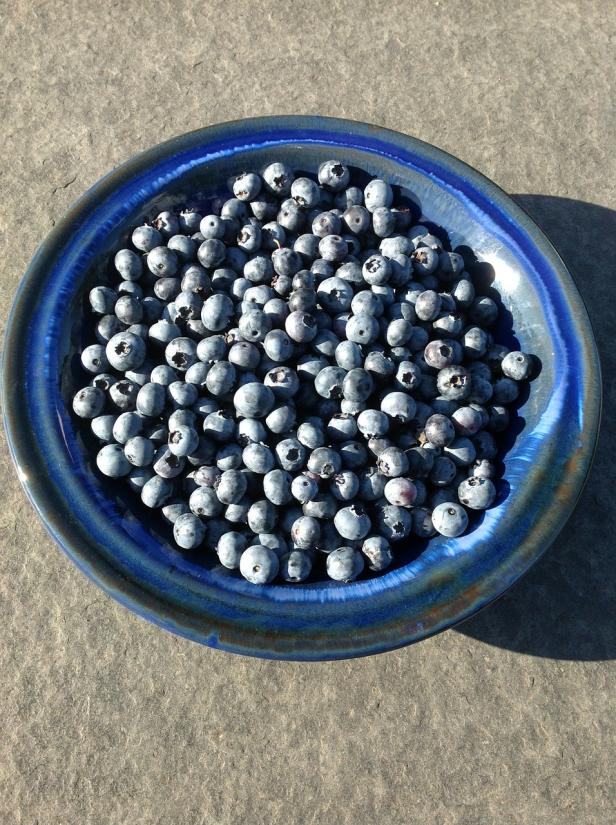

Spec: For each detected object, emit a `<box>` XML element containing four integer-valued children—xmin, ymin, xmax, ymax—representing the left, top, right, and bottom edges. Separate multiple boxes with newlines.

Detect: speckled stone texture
<box><xmin>1</xmin><ymin>2</ymin><xmax>615</xmax><ymax>823</ymax></box>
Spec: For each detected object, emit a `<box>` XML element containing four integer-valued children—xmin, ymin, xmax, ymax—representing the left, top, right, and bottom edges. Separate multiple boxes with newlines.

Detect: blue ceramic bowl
<box><xmin>2</xmin><ymin>117</ymin><xmax>600</xmax><ymax>660</ymax></box>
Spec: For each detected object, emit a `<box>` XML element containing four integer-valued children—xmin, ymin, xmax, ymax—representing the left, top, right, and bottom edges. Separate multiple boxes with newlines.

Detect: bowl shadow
<box><xmin>455</xmin><ymin>195</ymin><xmax>614</xmax><ymax>661</ymax></box>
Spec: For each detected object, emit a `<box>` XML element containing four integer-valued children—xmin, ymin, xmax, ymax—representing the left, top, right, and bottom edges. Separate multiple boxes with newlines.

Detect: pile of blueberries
<box><xmin>72</xmin><ymin>159</ymin><xmax>533</xmax><ymax>584</ymax></box>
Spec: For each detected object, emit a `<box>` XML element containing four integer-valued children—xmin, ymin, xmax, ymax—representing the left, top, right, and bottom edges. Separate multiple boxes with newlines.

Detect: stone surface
<box><xmin>0</xmin><ymin>2</ymin><xmax>615</xmax><ymax>823</ymax></box>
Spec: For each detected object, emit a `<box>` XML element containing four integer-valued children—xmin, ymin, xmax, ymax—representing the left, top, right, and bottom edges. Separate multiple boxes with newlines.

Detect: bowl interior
<box><xmin>5</xmin><ymin>118</ymin><xmax>598</xmax><ymax>658</ymax></box>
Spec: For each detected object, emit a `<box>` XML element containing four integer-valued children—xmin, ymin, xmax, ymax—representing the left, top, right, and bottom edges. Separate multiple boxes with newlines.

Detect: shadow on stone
<box><xmin>456</xmin><ymin>194</ymin><xmax>614</xmax><ymax>661</ymax></box>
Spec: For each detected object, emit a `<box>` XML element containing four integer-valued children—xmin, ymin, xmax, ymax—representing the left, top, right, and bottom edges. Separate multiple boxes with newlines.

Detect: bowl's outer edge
<box><xmin>1</xmin><ymin>116</ymin><xmax>602</xmax><ymax>660</ymax></box>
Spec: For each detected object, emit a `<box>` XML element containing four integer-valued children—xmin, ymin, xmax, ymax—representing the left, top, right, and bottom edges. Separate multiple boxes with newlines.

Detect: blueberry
<box><xmin>257</xmin><ymin>222</ymin><xmax>286</xmax><ymax>253</ymax></box>
<box><xmin>271</xmin><ymin>438</ymin><xmax>303</xmax><ymax>472</ymax></box>
<box><xmin>240</xmin><ymin>545</ymin><xmax>279</xmax><ymax>584</ymax></box>
<box><xmin>96</xmin><ymin>443</ymin><xmax>131</xmax><ymax>477</ymax></box>
<box><xmin>326</xmin><ymin>414</ymin><xmax>357</xmax><ymax>442</ymax></box>
<box><xmin>462</xmin><ymin>326</ymin><xmax>489</xmax><ymax>360</ymax></box>
<box><xmin>288</xmin><ymin>176</ymin><xmax>319</xmax><ymax>209</ymax></box>
<box><xmin>197</xmin><ymin>214</ymin><xmax>224</xmax><ymax>240</ymax></box>
<box><xmin>141</xmin><ymin>475</ymin><xmax>174</xmax><ymax>508</ymax></box>
<box><xmin>377</xmin><ymin>447</ymin><xmax>409</xmax><ymax>478</ymax></box>
<box><xmin>357</xmin><ymin>466</ymin><xmax>387</xmax><ymax>501</ymax></box>
<box><xmin>201</xmin><ymin>410</ymin><xmax>233</xmax><ymax>443</ymax></box>
<box><xmin>165</xmin><ymin>424</ymin><xmax>199</xmax><ymax>457</ymax></box>
<box><xmin>384</xmin><ymin>319</ymin><xmax>411</xmax><ymax>348</ymax></box>
<box><xmin>127</xmin><ymin>468</ymin><xmax>154</xmax><ymax>494</ymax></box>
<box><xmin>277</xmin><ymin>198</ymin><xmax>305</xmax><ymax>233</ymax></box>
<box><xmin>197</xmin><ymin>294</ymin><xmax>231</xmax><ymax>333</ymax></box>
<box><xmin>415</xmin><ymin>290</ymin><xmax>442</xmax><ymax>322</ymax></box>
<box><xmin>263</xmin><ymin>298</ymin><xmax>290</xmax><ymax>328</ymax></box>
<box><xmin>188</xmin><ymin>486</ymin><xmax>223</xmax><ymax>518</ymax></box>
<box><xmin>444</xmin><ymin>436</ymin><xmax>477</xmax><ymax>467</ymax></box>
<box><xmin>448</xmin><ymin>406</ymin><xmax>481</xmax><ymax>437</ymax></box>
<box><xmin>284</xmin><ymin>310</ymin><xmax>318</xmax><ymax>343</ymax></box>
<box><xmin>326</xmin><ymin>546</ymin><xmax>365</xmax><ymax>582</ymax></box>
<box><xmin>333</xmin><ymin>340</ymin><xmax>362</xmax><ymax>371</ymax></box>
<box><xmin>151</xmin><ymin>445</ymin><xmax>185</xmax><ymax>479</ymax></box>
<box><xmin>436</xmin><ymin>251</ymin><xmax>463</xmax><ymax>282</ymax></box>
<box><xmin>91</xmin><ymin>414</ymin><xmax>116</xmax><ymax>442</ymax></box>
<box><xmin>147</xmin><ymin>246</ymin><xmax>179</xmax><ymax>278</ymax></box>
<box><xmin>363</xmin><ymin>350</ymin><xmax>395</xmax><ymax>381</ymax></box>
<box><xmin>458</xmin><ymin>476</ymin><xmax>496</xmax><ymax>510</ymax></box>
<box><xmin>241</xmin><ymin>443</ymin><xmax>274</xmax><ymax>475</ymax></box>
<box><xmin>73</xmin><ymin>386</ymin><xmax>106</xmax><ymax>418</ymax></box>
<box><xmin>361</xmin><ymin>536</ymin><xmax>393</xmax><ymax>572</ymax></box>
<box><xmin>110</xmin><ymin>410</ymin><xmax>141</xmax><ymax>443</ymax></box>
<box><xmin>167</xmin><ymin>380</ymin><xmax>198</xmax><ymax>409</ymax></box>
<box><xmin>80</xmin><ymin>344</ymin><xmax>109</xmax><ymax>375</ymax></box>
<box><xmin>211</xmin><ymin>469</ymin><xmax>246</xmax><ymax>506</ymax></box>
<box><xmin>217</xmin><ymin>531</ymin><xmax>248</xmax><ymax>569</ymax></box>
<box><xmin>346</xmin><ymin>313</ymin><xmax>379</xmax><ymax>345</ymax></box>
<box><xmin>391</xmin><ymin>361</ymin><xmax>420</xmax><ymax>394</ymax></box>
<box><xmin>340</xmin><ymin>204</ymin><xmax>370</xmax><ymax>236</ymax></box>
<box><xmin>108</xmin><ymin>378</ymin><xmax>139</xmax><ymax>411</ymax></box>
<box><xmin>153</xmin><ymin>278</ymin><xmax>181</xmax><ymax>302</ymax></box>
<box><xmin>280</xmin><ymin>550</ymin><xmax>312</xmax><ymax>582</ymax></box>
<box><xmin>247</xmin><ymin>500</ymin><xmax>277</xmax><ymax>533</ymax></box>
<box><xmin>429</xmin><ymin>455</ymin><xmax>457</xmax><ymax>487</ymax></box>
<box><xmin>341</xmin><ymin>368</ymin><xmax>373</xmax><ymax>403</ymax></box>
<box><xmin>305</xmin><ymin>446</ymin><xmax>339</xmax><ymax>480</ymax></box>
<box><xmin>424</xmin><ymin>413</ymin><xmax>455</xmax><ymax>447</ymax></box>
<box><xmin>314</xmin><ymin>276</ymin><xmax>351</xmax><ymax>313</ymax></box>
<box><xmin>262</xmin><ymin>162</ymin><xmax>293</xmax><ymax>196</ymax></box>
<box><xmin>318</xmin><ymin>160</ymin><xmax>350</xmax><ymax>191</ymax></box>
<box><xmin>468</xmin><ymin>373</ymin><xmax>494</xmax><ymax>405</ymax></box>
<box><xmin>291</xmin><ymin>515</ymin><xmax>321</xmax><ymax>549</ymax></box>
<box><xmin>486</xmin><ymin>404</ymin><xmax>509</xmax><ymax>433</ymax></box>
<box><xmin>317</xmin><ymin>235</ymin><xmax>347</xmax><ymax>263</ymax></box>
<box><xmin>436</xmin><ymin>365</ymin><xmax>471</xmax><ymax>400</ymax></box>
<box><xmin>350</xmin><ymin>291</ymin><xmax>383</xmax><ymax>319</ymax></box>
<box><xmin>411</xmin><ymin>506</ymin><xmax>436</xmax><ymax>538</ymax></box>
<box><xmin>104</xmin><ymin>331</ymin><xmax>145</xmax><ymax>372</ymax></box>
<box><xmin>424</xmin><ymin>339</ymin><xmax>455</xmax><ymax>370</ymax></box>
<box><xmin>330</xmin><ymin>471</ymin><xmax>360</xmax><ymax>502</ymax></box>
<box><xmin>296</xmin><ymin>420</ymin><xmax>326</xmax><ymax>450</ymax></box>
<box><xmin>132</xmin><ymin>224</ymin><xmax>162</xmax><ymax>253</ymax></box>
<box><xmin>252</xmin><ymin>535</ymin><xmax>286</xmax><ymax>562</ymax></box>
<box><xmin>492</xmin><ymin>377</ymin><xmax>520</xmax><ymax>404</ymax></box>
<box><xmin>380</xmin><ymin>236</ymin><xmax>414</xmax><ymax>258</ymax></box>
<box><xmin>468</xmin><ymin>296</ymin><xmax>498</xmax><ymax>326</ymax></box>
<box><xmin>237</xmin><ymin>418</ymin><xmax>267</xmax><ymax>446</ymax></box>
<box><xmin>259</xmin><ymin>468</ymin><xmax>290</xmax><ymax>506</ymax></box>
<box><xmin>432</xmin><ymin>502</ymin><xmax>468</xmax><ymax>537</ymax></box>
<box><xmin>89</xmin><ymin>286</ymin><xmax>117</xmax><ymax>315</ymax></box>
<box><xmin>364</xmin><ymin>179</ymin><xmax>393</xmax><ymax>212</ymax></box>
<box><xmin>333</xmin><ymin>186</ymin><xmax>363</xmax><ymax>209</ymax></box>
<box><xmin>166</xmin><ymin>235</ymin><xmax>196</xmax><ymax>264</ymax></box>
<box><xmin>314</xmin><ymin>366</ymin><xmax>346</xmax><ymax>400</ymax></box>
<box><xmin>355</xmin><ymin>410</ymin><xmax>388</xmax><ymax>439</ymax></box>
<box><xmin>171</xmin><ymin>513</ymin><xmax>205</xmax><ymax>550</ymax></box>
<box><xmin>232</xmin><ymin>171</ymin><xmax>261</xmax><ymax>201</ymax></box>
<box><xmin>375</xmin><ymin>504</ymin><xmax>412</xmax><ymax>542</ymax></box>
<box><xmin>469</xmin><ymin>458</ymin><xmax>496</xmax><ymax>479</ymax></box>
<box><xmin>312</xmin><ymin>212</ymin><xmax>342</xmax><ymax>238</ymax></box>
<box><xmin>501</xmin><ymin>351</ymin><xmax>532</xmax><ymax>381</ymax></box>
<box><xmin>380</xmin><ymin>391</ymin><xmax>416</xmax><ymax>423</ymax></box>
<box><xmin>161</xmin><ymin>338</ymin><xmax>196</xmax><ymax>374</ymax></box>
<box><xmin>434</xmin><ymin>314</ymin><xmax>465</xmax><ymax>341</ymax></box>
<box><xmin>372</xmin><ymin>206</ymin><xmax>396</xmax><ymax>238</ymax></box>
<box><xmin>293</xmin><ymin>233</ymin><xmax>321</xmax><ymax>261</ymax></box>
<box><xmin>383</xmin><ymin>478</ymin><xmax>417</xmax><ymax>507</ymax></box>
<box><xmin>290</xmin><ymin>473</ymin><xmax>318</xmax><ymax>504</ymax></box>
<box><xmin>405</xmin><ymin>446</ymin><xmax>435</xmax><ymax>478</ymax></box>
